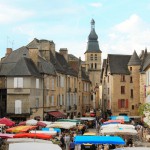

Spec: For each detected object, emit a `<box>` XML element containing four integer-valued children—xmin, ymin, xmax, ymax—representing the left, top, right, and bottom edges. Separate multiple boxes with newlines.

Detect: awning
<box><xmin>74</xmin><ymin>135</ymin><xmax>125</xmax><ymax>145</ymax></box>
<box><xmin>110</xmin><ymin>116</ymin><xmax>130</xmax><ymax>122</ymax></box>
<box><xmin>48</xmin><ymin>111</ymin><xmax>66</xmax><ymax>118</ymax></box>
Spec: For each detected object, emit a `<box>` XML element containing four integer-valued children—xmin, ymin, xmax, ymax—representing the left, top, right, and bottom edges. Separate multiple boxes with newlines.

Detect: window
<box><xmin>46</xmin><ymin>95</ymin><xmax>49</xmax><ymax>106</ymax></box>
<box><xmin>60</xmin><ymin>95</ymin><xmax>62</xmax><ymax>105</ymax></box>
<box><xmin>36</xmin><ymin>98</ymin><xmax>39</xmax><ymax>107</ymax></box>
<box><xmin>95</xmin><ymin>54</ymin><xmax>97</xmax><ymax>60</ymax></box>
<box><xmin>51</xmin><ymin>78</ymin><xmax>54</xmax><ymax>90</ymax></box>
<box><xmin>132</xmin><ymin>105</ymin><xmax>134</xmax><ymax>110</ymax></box>
<box><xmin>108</xmin><ymin>76</ymin><xmax>109</xmax><ymax>83</ymax></box>
<box><xmin>15</xmin><ymin>100</ymin><xmax>22</xmax><ymax>114</ymax></box>
<box><xmin>83</xmin><ymin>83</ymin><xmax>86</xmax><ymax>91</ymax></box>
<box><xmin>130</xmin><ymin>76</ymin><xmax>133</xmax><ymax>83</ymax></box>
<box><xmin>121</xmin><ymin>86</ymin><xmax>125</xmax><ymax>94</ymax></box>
<box><xmin>131</xmin><ymin>89</ymin><xmax>133</xmax><ymax>98</ymax></box>
<box><xmin>130</xmin><ymin>67</ymin><xmax>132</xmax><ymax>71</ymax></box>
<box><xmin>118</xmin><ymin>99</ymin><xmax>128</xmax><ymax>108</ymax></box>
<box><xmin>95</xmin><ymin>63</ymin><xmax>97</xmax><ymax>69</ymax></box>
<box><xmin>108</xmin><ymin>88</ymin><xmax>109</xmax><ymax>95</ymax></box>
<box><xmin>14</xmin><ymin>77</ymin><xmax>23</xmax><ymax>88</ymax></box>
<box><xmin>91</xmin><ymin>63</ymin><xmax>93</xmax><ymax>69</ymax></box>
<box><xmin>121</xmin><ymin>75</ymin><xmax>125</xmax><ymax>82</ymax></box>
<box><xmin>51</xmin><ymin>95</ymin><xmax>54</xmax><ymax>106</ymax></box>
<box><xmin>62</xmin><ymin>94</ymin><xmax>64</xmax><ymax>105</ymax></box>
<box><xmin>90</xmin><ymin>54</ymin><xmax>93</xmax><ymax>60</ymax></box>
<box><xmin>46</xmin><ymin>78</ymin><xmax>49</xmax><ymax>89</ymax></box>
<box><xmin>60</xmin><ymin>76</ymin><xmax>64</xmax><ymax>87</ymax></box>
<box><xmin>36</xmin><ymin>78</ymin><xmax>39</xmax><ymax>89</ymax></box>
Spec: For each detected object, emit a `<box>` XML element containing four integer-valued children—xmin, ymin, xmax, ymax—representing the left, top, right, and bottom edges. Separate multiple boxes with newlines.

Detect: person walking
<box><xmin>60</xmin><ymin>134</ymin><xmax>65</xmax><ymax>150</ymax></box>
<box><xmin>69</xmin><ymin>139</ymin><xmax>75</xmax><ymax>150</ymax></box>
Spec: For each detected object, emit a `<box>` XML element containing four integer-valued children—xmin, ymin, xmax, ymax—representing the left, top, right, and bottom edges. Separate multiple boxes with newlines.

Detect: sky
<box><xmin>0</xmin><ymin>0</ymin><xmax>150</xmax><ymax>60</ymax></box>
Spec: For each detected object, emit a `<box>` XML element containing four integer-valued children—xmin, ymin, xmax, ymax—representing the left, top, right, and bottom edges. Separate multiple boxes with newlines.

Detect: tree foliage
<box><xmin>138</xmin><ymin>103</ymin><xmax>150</xmax><ymax>115</ymax></box>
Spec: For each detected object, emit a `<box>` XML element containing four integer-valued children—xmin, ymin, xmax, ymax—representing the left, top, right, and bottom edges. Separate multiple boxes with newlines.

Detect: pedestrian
<box><xmin>97</xmin><ymin>123</ymin><xmax>100</xmax><ymax>135</ymax></box>
<box><xmin>64</xmin><ymin>133</ymin><xmax>70</xmax><ymax>150</ymax></box>
<box><xmin>60</xmin><ymin>134</ymin><xmax>65</xmax><ymax>150</ymax></box>
<box><xmin>69</xmin><ymin>139</ymin><xmax>75</xmax><ymax>150</ymax></box>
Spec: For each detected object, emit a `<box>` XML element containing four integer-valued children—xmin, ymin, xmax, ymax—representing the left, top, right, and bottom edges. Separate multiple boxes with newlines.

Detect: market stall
<box><xmin>6</xmin><ymin>126</ymin><xmax>37</xmax><ymax>133</ymax></box>
<box><xmin>8</xmin><ymin>142</ymin><xmax>62</xmax><ymax>150</ymax></box>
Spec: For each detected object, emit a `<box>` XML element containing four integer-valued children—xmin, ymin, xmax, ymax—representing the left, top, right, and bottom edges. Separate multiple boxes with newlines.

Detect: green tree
<box><xmin>138</xmin><ymin>103</ymin><xmax>150</xmax><ymax>115</ymax></box>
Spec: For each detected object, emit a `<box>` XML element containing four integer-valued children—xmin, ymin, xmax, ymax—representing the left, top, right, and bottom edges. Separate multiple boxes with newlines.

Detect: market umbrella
<box><xmin>26</xmin><ymin>119</ymin><xmax>37</xmax><ymax>125</ymax></box>
<box><xmin>6</xmin><ymin>125</ymin><xmax>37</xmax><ymax>133</ymax></box>
<box><xmin>0</xmin><ymin>117</ymin><xmax>15</xmax><ymax>127</ymax></box>
<box><xmin>37</xmin><ymin>121</ymin><xmax>47</xmax><ymax>127</ymax></box>
<box><xmin>100</xmin><ymin>128</ymin><xmax>138</xmax><ymax>135</ymax></box>
<box><xmin>18</xmin><ymin>121</ymin><xmax>26</xmax><ymax>126</ymax></box>
<box><xmin>9</xmin><ymin>142</ymin><xmax>62</xmax><ymax>150</ymax></box>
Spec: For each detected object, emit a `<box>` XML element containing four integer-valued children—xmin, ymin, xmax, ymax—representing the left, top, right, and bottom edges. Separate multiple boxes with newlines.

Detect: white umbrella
<box><xmin>7</xmin><ymin>138</ymin><xmax>53</xmax><ymax>144</ymax></box>
<box><xmin>26</xmin><ymin>119</ymin><xmax>37</xmax><ymax>125</ymax></box>
<box><xmin>101</xmin><ymin>124</ymin><xmax>135</xmax><ymax>130</ymax></box>
<box><xmin>30</xmin><ymin>130</ymin><xmax>57</xmax><ymax>135</ymax></box>
<box><xmin>9</xmin><ymin>142</ymin><xmax>62</xmax><ymax>150</ymax></box>
<box><xmin>100</xmin><ymin>128</ymin><xmax>137</xmax><ymax>135</ymax></box>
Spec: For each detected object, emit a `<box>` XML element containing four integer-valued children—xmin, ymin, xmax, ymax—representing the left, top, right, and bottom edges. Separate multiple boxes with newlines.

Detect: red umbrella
<box><xmin>0</xmin><ymin>117</ymin><xmax>15</xmax><ymax>127</ymax></box>
<box><xmin>37</xmin><ymin>121</ymin><xmax>47</xmax><ymax>127</ymax></box>
<box><xmin>18</xmin><ymin>121</ymin><xmax>26</xmax><ymax>126</ymax></box>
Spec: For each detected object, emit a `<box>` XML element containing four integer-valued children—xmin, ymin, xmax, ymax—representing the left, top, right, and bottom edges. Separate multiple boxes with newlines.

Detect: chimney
<box><xmin>59</xmin><ymin>48</ymin><xmax>68</xmax><ymax>62</ymax></box>
<box><xmin>5</xmin><ymin>48</ymin><xmax>12</xmax><ymax>56</ymax></box>
<box><xmin>29</xmin><ymin>48</ymin><xmax>39</xmax><ymax>66</ymax></box>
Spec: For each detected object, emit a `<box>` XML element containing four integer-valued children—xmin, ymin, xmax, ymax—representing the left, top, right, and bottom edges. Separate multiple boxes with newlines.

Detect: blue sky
<box><xmin>0</xmin><ymin>0</ymin><xmax>150</xmax><ymax>60</ymax></box>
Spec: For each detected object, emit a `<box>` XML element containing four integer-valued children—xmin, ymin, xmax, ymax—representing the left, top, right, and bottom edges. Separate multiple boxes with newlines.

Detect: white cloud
<box><xmin>102</xmin><ymin>14</ymin><xmax>150</xmax><ymax>58</ymax></box>
<box><xmin>89</xmin><ymin>2</ymin><xmax>102</xmax><ymax>8</ymax></box>
<box><xmin>0</xmin><ymin>3</ymin><xmax>34</xmax><ymax>23</ymax></box>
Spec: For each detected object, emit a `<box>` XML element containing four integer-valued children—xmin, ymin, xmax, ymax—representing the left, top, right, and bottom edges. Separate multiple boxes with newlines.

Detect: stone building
<box><xmin>0</xmin><ymin>38</ymin><xmax>91</xmax><ymax>121</ymax></box>
<box><xmin>100</xmin><ymin>51</ymin><xmax>142</xmax><ymax>118</ymax></box>
<box><xmin>83</xmin><ymin>19</ymin><xmax>102</xmax><ymax>111</ymax></box>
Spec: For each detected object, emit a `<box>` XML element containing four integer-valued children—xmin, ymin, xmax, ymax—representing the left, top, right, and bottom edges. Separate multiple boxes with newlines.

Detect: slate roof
<box><xmin>0</xmin><ymin>47</ymin><xmax>29</xmax><ymax>76</ymax></box>
<box><xmin>108</xmin><ymin>54</ymin><xmax>131</xmax><ymax>74</ymax></box>
<box><xmin>55</xmin><ymin>52</ymin><xmax>77</xmax><ymax>76</ymax></box>
<box><xmin>128</xmin><ymin>51</ymin><xmax>141</xmax><ymax>66</ymax></box>
<box><xmin>0</xmin><ymin>46</ymin><xmax>56</xmax><ymax>76</ymax></box>
<box><xmin>38</xmin><ymin>57</ymin><xmax>56</xmax><ymax>75</ymax></box>
<box><xmin>7</xmin><ymin>57</ymin><xmax>41</xmax><ymax>77</ymax></box>
<box><xmin>69</xmin><ymin>61</ymin><xmax>91</xmax><ymax>82</ymax></box>
<box><xmin>142</xmin><ymin>53</ymin><xmax>150</xmax><ymax>71</ymax></box>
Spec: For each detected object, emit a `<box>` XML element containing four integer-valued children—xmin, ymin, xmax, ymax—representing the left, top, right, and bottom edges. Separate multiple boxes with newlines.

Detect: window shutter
<box><xmin>36</xmin><ymin>78</ymin><xmax>39</xmax><ymax>89</ymax></box>
<box><xmin>51</xmin><ymin>95</ymin><xmax>54</xmax><ymax>106</ymax></box>
<box><xmin>126</xmin><ymin>99</ymin><xmax>128</xmax><ymax>108</ymax></box>
<box><xmin>52</xmin><ymin>79</ymin><xmax>54</xmax><ymax>90</ymax></box>
<box><xmin>60</xmin><ymin>95</ymin><xmax>62</xmax><ymax>105</ymax></box>
<box><xmin>14</xmin><ymin>78</ymin><xmax>18</xmax><ymax>88</ymax></box>
<box><xmin>15</xmin><ymin>100</ymin><xmax>22</xmax><ymax>114</ymax></box>
<box><xmin>118</xmin><ymin>99</ymin><xmax>121</xmax><ymax>108</ymax></box>
<box><xmin>46</xmin><ymin>95</ymin><xmax>49</xmax><ymax>106</ymax></box>
<box><xmin>61</xmin><ymin>77</ymin><xmax>64</xmax><ymax>87</ymax></box>
<box><xmin>18</xmin><ymin>78</ymin><xmax>23</xmax><ymax>88</ymax></box>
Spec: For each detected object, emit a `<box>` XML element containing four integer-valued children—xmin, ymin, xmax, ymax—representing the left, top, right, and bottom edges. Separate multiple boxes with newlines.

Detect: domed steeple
<box><xmin>85</xmin><ymin>19</ymin><xmax>101</xmax><ymax>53</ymax></box>
<box><xmin>88</xmin><ymin>19</ymin><xmax>98</xmax><ymax>41</ymax></box>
